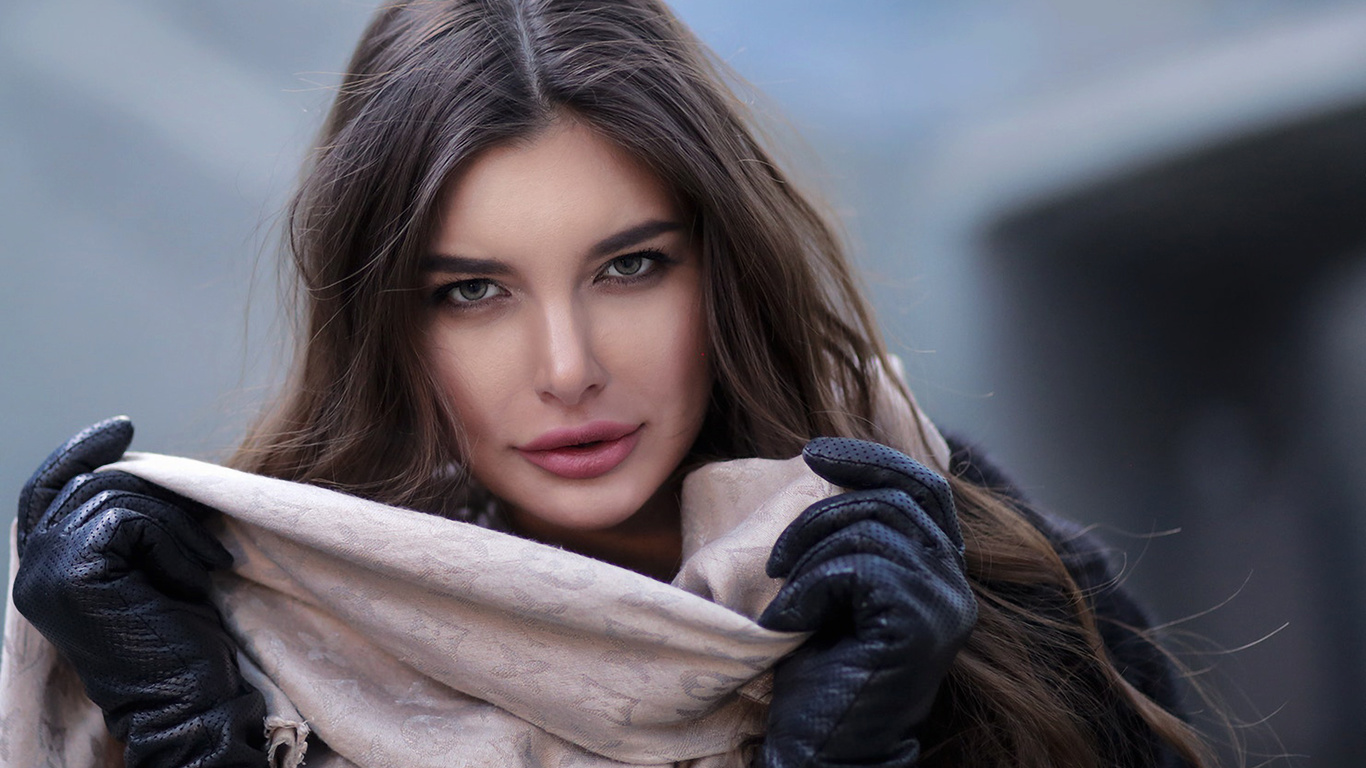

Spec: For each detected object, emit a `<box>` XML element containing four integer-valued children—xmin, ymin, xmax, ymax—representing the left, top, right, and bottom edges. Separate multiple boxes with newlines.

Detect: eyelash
<box><xmin>598</xmin><ymin>247</ymin><xmax>671</xmax><ymax>284</ymax></box>
<box><xmin>432</xmin><ymin>248</ymin><xmax>674</xmax><ymax>309</ymax></box>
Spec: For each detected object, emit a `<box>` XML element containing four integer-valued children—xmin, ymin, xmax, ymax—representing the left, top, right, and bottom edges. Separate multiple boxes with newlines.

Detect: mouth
<box><xmin>517</xmin><ymin>422</ymin><xmax>643</xmax><ymax>480</ymax></box>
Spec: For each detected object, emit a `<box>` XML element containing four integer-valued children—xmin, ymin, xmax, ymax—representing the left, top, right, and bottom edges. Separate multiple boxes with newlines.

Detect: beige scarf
<box><xmin>0</xmin><ymin>367</ymin><xmax>948</xmax><ymax>768</ymax></box>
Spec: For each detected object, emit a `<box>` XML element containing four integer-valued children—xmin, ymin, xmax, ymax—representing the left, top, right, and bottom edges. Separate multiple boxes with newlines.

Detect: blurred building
<box><xmin>932</xmin><ymin>8</ymin><xmax>1366</xmax><ymax>764</ymax></box>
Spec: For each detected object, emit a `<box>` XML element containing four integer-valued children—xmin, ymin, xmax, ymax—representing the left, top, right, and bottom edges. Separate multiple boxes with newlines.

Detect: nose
<box><xmin>533</xmin><ymin>298</ymin><xmax>608</xmax><ymax>407</ymax></box>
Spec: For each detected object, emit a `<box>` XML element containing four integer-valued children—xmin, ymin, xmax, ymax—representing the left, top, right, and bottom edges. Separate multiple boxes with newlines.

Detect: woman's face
<box><xmin>424</xmin><ymin>119</ymin><xmax>711</xmax><ymax>543</ymax></box>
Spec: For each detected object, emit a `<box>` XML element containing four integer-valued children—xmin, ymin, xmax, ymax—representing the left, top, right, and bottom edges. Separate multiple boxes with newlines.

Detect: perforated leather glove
<box><xmin>13</xmin><ymin>417</ymin><xmax>268</xmax><ymax>768</ymax></box>
<box><xmin>755</xmin><ymin>437</ymin><xmax>977</xmax><ymax>768</ymax></box>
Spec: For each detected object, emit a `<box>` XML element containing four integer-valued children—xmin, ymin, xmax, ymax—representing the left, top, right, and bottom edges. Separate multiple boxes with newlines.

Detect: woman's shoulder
<box><xmin>943</xmin><ymin>435</ymin><xmax>1187</xmax><ymax>721</ymax></box>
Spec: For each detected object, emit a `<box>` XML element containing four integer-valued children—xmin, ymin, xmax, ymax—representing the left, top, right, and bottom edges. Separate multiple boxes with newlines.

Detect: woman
<box><xmin>9</xmin><ymin>1</ymin><xmax>1212</xmax><ymax>766</ymax></box>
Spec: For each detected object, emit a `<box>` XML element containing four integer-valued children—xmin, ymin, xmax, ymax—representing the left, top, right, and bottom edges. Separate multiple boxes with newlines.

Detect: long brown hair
<box><xmin>234</xmin><ymin>1</ymin><xmax>1213</xmax><ymax>765</ymax></box>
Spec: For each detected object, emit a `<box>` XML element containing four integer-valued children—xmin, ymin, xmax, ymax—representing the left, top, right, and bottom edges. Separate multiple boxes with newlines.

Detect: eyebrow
<box><xmin>419</xmin><ymin>254</ymin><xmax>511</xmax><ymax>276</ymax></box>
<box><xmin>588</xmin><ymin>219</ymin><xmax>683</xmax><ymax>258</ymax></box>
<box><xmin>421</xmin><ymin>219</ymin><xmax>684</xmax><ymax>274</ymax></box>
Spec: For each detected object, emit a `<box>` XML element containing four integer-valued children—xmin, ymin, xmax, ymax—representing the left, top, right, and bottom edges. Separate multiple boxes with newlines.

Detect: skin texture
<box><xmin>423</xmin><ymin>118</ymin><xmax>712</xmax><ymax>579</ymax></box>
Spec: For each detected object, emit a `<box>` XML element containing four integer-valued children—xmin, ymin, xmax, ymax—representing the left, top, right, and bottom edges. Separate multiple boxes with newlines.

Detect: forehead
<box><xmin>430</xmin><ymin>121</ymin><xmax>681</xmax><ymax>257</ymax></box>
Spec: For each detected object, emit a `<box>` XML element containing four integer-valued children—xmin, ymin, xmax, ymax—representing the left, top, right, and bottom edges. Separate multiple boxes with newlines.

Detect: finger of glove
<box><xmin>13</xmin><ymin>512</ymin><xmax>216</xmax><ymax>630</ymax></box>
<box><xmin>761</xmin><ymin>666</ymin><xmax>923</xmax><ymax>768</ymax></box>
<box><xmin>825</xmin><ymin>580</ymin><xmax>975</xmax><ymax>756</ymax></box>
<box><xmin>18</xmin><ymin>417</ymin><xmax>133</xmax><ymax>548</ymax></box>
<box><xmin>767</xmin><ymin>488</ymin><xmax>957</xmax><ymax>578</ymax></box>
<box><xmin>57</xmin><ymin>494</ymin><xmax>233</xmax><ymax>592</ymax></box>
<box><xmin>12</xmin><ymin>538</ymin><xmax>240</xmax><ymax>724</ymax></box>
<box><xmin>32</xmin><ymin>470</ymin><xmax>163</xmax><ymax>540</ymax></box>
<box><xmin>776</xmin><ymin>517</ymin><xmax>956</xmax><ymax>604</ymax></box>
<box><xmin>25</xmin><ymin>565</ymin><xmax>235</xmax><ymax>706</ymax></box>
<box><xmin>760</xmin><ymin>547</ymin><xmax>922</xmax><ymax>634</ymax></box>
<box><xmin>762</xmin><ymin>634</ymin><xmax>908</xmax><ymax>768</ymax></box>
<box><xmin>46</xmin><ymin>589</ymin><xmax>246</xmax><ymax>757</ymax></box>
<box><xmin>758</xmin><ymin>730</ymin><xmax>919</xmax><ymax>768</ymax></box>
<box><xmin>761</xmin><ymin>554</ymin><xmax>975</xmax><ymax>760</ymax></box>
<box><xmin>120</xmin><ymin>678</ymin><xmax>268</xmax><ymax>768</ymax></box>
<box><xmin>39</xmin><ymin>470</ymin><xmax>214</xmax><ymax>539</ymax></box>
<box><xmin>760</xmin><ymin>536</ymin><xmax>972</xmax><ymax>648</ymax></box>
<box><xmin>802</xmin><ymin>436</ymin><xmax>963</xmax><ymax>555</ymax></box>
<box><xmin>758</xmin><ymin>555</ymin><xmax>943</xmax><ymax>761</ymax></box>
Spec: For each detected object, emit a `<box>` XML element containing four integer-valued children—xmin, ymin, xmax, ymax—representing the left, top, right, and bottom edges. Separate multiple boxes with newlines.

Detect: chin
<box><xmin>503</xmin><ymin>474</ymin><xmax>656</xmax><ymax>531</ymax></box>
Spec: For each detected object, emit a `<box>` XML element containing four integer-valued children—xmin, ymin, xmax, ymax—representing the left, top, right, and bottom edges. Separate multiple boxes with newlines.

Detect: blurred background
<box><xmin>3</xmin><ymin>1</ymin><xmax>1364</xmax><ymax>764</ymax></box>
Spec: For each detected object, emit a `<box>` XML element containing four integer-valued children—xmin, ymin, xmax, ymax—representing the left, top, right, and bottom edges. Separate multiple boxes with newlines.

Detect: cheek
<box><xmin>663</xmin><ymin>304</ymin><xmax>711</xmax><ymax>416</ymax></box>
<box><xmin>600</xmin><ymin>279</ymin><xmax>711</xmax><ymax>421</ymax></box>
<box><xmin>426</xmin><ymin>326</ymin><xmax>521</xmax><ymax>446</ymax></box>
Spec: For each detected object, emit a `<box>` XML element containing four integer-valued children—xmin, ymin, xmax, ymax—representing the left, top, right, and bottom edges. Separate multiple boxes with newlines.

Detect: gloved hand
<box><xmin>13</xmin><ymin>417</ymin><xmax>268</xmax><ymax>768</ymax></box>
<box><xmin>756</xmin><ymin>437</ymin><xmax>977</xmax><ymax>768</ymax></box>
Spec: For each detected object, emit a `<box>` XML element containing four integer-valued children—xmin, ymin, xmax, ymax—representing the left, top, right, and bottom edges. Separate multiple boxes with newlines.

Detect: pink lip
<box><xmin>517</xmin><ymin>421</ymin><xmax>642</xmax><ymax>479</ymax></box>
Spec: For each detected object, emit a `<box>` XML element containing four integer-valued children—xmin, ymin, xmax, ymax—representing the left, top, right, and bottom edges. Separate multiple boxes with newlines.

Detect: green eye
<box><xmin>613</xmin><ymin>255</ymin><xmax>644</xmax><ymax>275</ymax></box>
<box><xmin>458</xmin><ymin>281</ymin><xmax>490</xmax><ymax>301</ymax></box>
<box><xmin>605</xmin><ymin>253</ymin><xmax>659</xmax><ymax>279</ymax></box>
<box><xmin>448</xmin><ymin>280</ymin><xmax>503</xmax><ymax>303</ymax></box>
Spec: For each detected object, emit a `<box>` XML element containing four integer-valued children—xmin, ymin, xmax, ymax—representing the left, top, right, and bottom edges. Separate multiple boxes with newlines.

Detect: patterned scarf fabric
<box><xmin>0</xmin><ymin>367</ymin><xmax>948</xmax><ymax>768</ymax></box>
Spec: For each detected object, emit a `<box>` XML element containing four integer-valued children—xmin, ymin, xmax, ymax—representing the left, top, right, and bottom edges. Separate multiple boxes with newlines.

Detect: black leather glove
<box><xmin>13</xmin><ymin>417</ymin><xmax>268</xmax><ymax>768</ymax></box>
<box><xmin>755</xmin><ymin>437</ymin><xmax>977</xmax><ymax>768</ymax></box>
